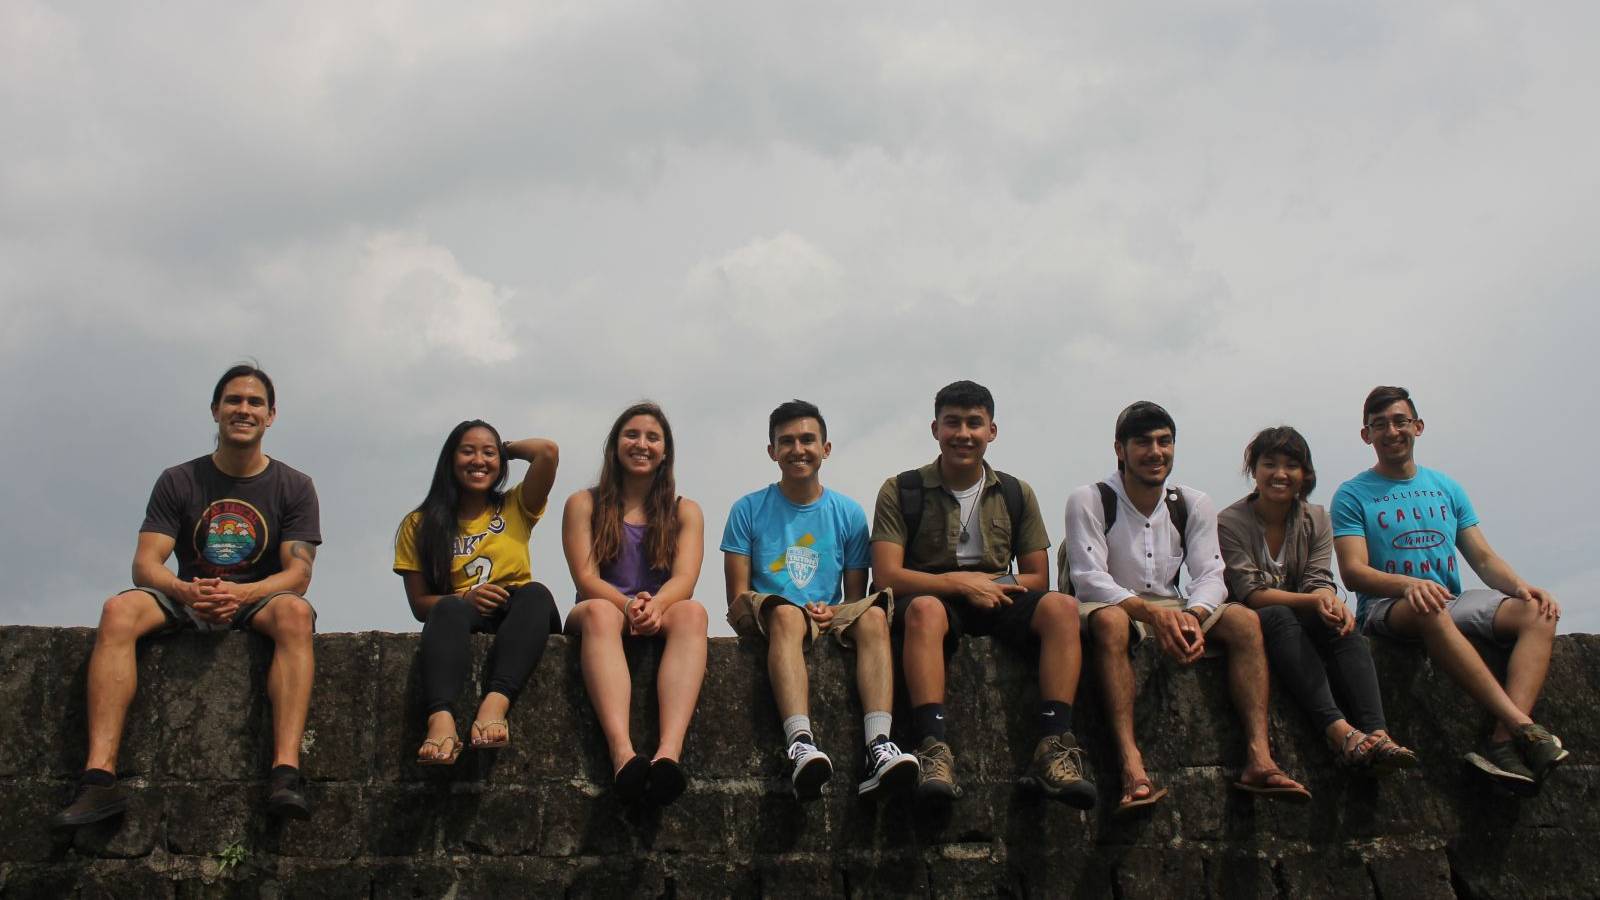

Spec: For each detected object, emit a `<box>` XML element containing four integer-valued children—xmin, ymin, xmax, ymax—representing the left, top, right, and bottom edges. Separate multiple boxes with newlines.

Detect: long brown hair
<box><xmin>590</xmin><ymin>402</ymin><xmax>679</xmax><ymax>572</ymax></box>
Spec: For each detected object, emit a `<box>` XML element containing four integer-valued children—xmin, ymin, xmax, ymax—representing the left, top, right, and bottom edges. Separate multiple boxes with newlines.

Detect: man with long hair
<box><xmin>54</xmin><ymin>363</ymin><xmax>322</xmax><ymax>828</ymax></box>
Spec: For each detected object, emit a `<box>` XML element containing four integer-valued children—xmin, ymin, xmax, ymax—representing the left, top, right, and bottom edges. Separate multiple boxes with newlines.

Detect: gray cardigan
<box><xmin>1215</xmin><ymin>495</ymin><xmax>1339</xmax><ymax>603</ymax></box>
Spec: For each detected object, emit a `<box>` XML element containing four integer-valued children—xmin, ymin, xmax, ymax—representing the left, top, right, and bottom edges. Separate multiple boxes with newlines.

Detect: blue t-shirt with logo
<box><xmin>720</xmin><ymin>485</ymin><xmax>871</xmax><ymax>606</ymax></box>
<box><xmin>1330</xmin><ymin>466</ymin><xmax>1480</xmax><ymax>621</ymax></box>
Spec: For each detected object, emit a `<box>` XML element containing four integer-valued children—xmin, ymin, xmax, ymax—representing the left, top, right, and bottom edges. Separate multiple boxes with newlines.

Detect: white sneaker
<box><xmin>788</xmin><ymin>740</ymin><xmax>833</xmax><ymax>802</ymax></box>
<box><xmin>858</xmin><ymin>736</ymin><xmax>919</xmax><ymax>798</ymax></box>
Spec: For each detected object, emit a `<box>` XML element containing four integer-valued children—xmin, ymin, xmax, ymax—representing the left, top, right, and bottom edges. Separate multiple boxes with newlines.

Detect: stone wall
<box><xmin>1</xmin><ymin>626</ymin><xmax>1597</xmax><ymax>899</ymax></box>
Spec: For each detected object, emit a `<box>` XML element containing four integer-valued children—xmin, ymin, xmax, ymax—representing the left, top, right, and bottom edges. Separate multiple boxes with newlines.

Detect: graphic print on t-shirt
<box><xmin>769</xmin><ymin>534</ymin><xmax>820</xmax><ymax>589</ymax></box>
<box><xmin>195</xmin><ymin>499</ymin><xmax>270</xmax><ymax>573</ymax></box>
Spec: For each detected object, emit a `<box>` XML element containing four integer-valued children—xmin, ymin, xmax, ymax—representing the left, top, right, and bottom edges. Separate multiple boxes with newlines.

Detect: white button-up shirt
<box><xmin>1063</xmin><ymin>473</ymin><xmax>1229</xmax><ymax>613</ymax></box>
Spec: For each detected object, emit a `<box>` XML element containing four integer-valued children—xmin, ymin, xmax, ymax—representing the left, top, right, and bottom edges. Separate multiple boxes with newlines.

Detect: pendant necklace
<box><xmin>958</xmin><ymin>486</ymin><xmax>981</xmax><ymax>543</ymax></box>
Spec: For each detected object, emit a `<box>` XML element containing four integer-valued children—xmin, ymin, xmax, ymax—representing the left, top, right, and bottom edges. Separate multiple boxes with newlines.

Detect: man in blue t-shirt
<box><xmin>1332</xmin><ymin>385</ymin><xmax>1568</xmax><ymax>793</ymax></box>
<box><xmin>722</xmin><ymin>400</ymin><xmax>917</xmax><ymax>802</ymax></box>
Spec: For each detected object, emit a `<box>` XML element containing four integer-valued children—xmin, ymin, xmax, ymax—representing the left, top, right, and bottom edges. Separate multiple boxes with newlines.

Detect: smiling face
<box><xmin>1116</xmin><ymin>427</ymin><xmax>1175</xmax><ymax>489</ymax></box>
<box><xmin>768</xmin><ymin>417</ymin><xmax>830</xmax><ymax>482</ymax></box>
<box><xmin>1361</xmin><ymin>399</ymin><xmax>1423</xmax><ymax>468</ymax></box>
<box><xmin>453</xmin><ymin>426</ymin><xmax>502</xmax><ymax>496</ymax></box>
<box><xmin>1251</xmin><ymin>451</ymin><xmax>1306</xmax><ymax>504</ymax></box>
<box><xmin>615</xmin><ymin>414</ymin><xmax>667</xmax><ymax>478</ymax></box>
<box><xmin>931</xmin><ymin>404</ymin><xmax>996</xmax><ymax>468</ymax></box>
<box><xmin>210</xmin><ymin>376</ymin><xmax>276</xmax><ymax>448</ymax></box>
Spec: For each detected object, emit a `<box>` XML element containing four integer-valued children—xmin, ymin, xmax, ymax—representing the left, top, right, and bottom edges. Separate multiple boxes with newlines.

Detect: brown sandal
<box><xmin>417</xmin><ymin>733</ymin><xmax>463</xmax><ymax>766</ymax></box>
<box><xmin>1114</xmin><ymin>778</ymin><xmax>1169</xmax><ymax>815</ymax></box>
<box><xmin>470</xmin><ymin>719</ymin><xmax>510</xmax><ymax>749</ymax></box>
<box><xmin>1232</xmin><ymin>768</ymin><xmax>1311</xmax><ymax>802</ymax></box>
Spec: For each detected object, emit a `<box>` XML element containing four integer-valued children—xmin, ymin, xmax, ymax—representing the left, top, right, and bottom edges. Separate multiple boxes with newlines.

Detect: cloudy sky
<box><xmin>3</xmin><ymin>2</ymin><xmax>1594</xmax><ymax>635</ymax></box>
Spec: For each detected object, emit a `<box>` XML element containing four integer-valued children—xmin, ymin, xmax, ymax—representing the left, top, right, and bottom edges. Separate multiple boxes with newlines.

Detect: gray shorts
<box><xmin>131</xmin><ymin>586</ymin><xmax>315</xmax><ymax>635</ymax></box>
<box><xmin>1360</xmin><ymin>588</ymin><xmax>1507</xmax><ymax>646</ymax></box>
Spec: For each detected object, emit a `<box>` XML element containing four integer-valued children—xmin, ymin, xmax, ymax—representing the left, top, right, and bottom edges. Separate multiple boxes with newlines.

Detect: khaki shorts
<box><xmin>726</xmin><ymin>589</ymin><xmax>894</xmax><ymax>649</ymax></box>
<box><xmin>1080</xmin><ymin>595</ymin><xmax>1237</xmax><ymax>657</ymax></box>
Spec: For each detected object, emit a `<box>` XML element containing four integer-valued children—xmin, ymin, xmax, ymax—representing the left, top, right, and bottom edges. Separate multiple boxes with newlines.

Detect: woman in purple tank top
<box><xmin>562</xmin><ymin>402</ymin><xmax>708</xmax><ymax>805</ymax></box>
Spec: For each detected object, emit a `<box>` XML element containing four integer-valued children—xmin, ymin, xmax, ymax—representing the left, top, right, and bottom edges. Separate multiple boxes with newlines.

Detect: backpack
<box><xmin>1058</xmin><ymin>482</ymin><xmax>1189</xmax><ymax>594</ymax></box>
<box><xmin>897</xmin><ymin>468</ymin><xmax>1026</xmax><ymax>568</ymax></box>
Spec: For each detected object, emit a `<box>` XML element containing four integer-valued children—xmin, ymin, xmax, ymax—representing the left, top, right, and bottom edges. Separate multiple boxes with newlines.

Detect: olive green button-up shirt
<box><xmin>870</xmin><ymin>459</ymin><xmax>1051</xmax><ymax>576</ymax></box>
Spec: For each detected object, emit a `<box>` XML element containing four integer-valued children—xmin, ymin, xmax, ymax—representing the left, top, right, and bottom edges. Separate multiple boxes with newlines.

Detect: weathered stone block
<box><xmin>438</xmin><ymin>783</ymin><xmax>542</xmax><ymax>857</ymax></box>
<box><xmin>1368</xmin><ymin>849</ymin><xmax>1455</xmax><ymax>900</ymax></box>
<box><xmin>267</xmin><ymin>782</ymin><xmax>364</xmax><ymax>859</ymax></box>
<box><xmin>1276</xmin><ymin>850</ymin><xmax>1378</xmax><ymax>899</ymax></box>
<box><xmin>296</xmin><ymin>632</ymin><xmax>377</xmax><ymax>783</ymax></box>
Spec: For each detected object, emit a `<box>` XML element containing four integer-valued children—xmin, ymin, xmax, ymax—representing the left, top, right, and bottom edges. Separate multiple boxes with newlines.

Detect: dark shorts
<box><xmin>129</xmin><ymin>586</ymin><xmax>315</xmax><ymax>635</ymax></box>
<box><xmin>890</xmin><ymin>589</ymin><xmax>1049</xmax><ymax>654</ymax></box>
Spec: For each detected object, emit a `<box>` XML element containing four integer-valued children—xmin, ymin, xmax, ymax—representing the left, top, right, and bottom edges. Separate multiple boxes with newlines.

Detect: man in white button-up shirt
<box><xmin>1064</xmin><ymin>402</ymin><xmax>1308</xmax><ymax>814</ymax></box>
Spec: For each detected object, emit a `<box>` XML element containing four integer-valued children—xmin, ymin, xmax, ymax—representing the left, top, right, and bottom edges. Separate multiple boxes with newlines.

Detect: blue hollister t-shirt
<box><xmin>720</xmin><ymin>485</ymin><xmax>871</xmax><ymax>606</ymax></box>
<box><xmin>1330</xmin><ymin>466</ymin><xmax>1480</xmax><ymax>622</ymax></box>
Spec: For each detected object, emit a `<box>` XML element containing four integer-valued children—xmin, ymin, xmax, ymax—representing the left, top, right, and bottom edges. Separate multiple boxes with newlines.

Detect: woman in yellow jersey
<box><xmin>394</xmin><ymin>420</ymin><xmax>561</xmax><ymax>765</ymax></box>
<box><xmin>562</xmin><ymin>402</ymin><xmax>708</xmax><ymax>804</ymax></box>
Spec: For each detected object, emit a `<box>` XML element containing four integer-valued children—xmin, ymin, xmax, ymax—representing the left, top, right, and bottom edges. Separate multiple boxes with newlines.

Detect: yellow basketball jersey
<box><xmin>393</xmin><ymin>482</ymin><xmax>546</xmax><ymax>593</ymax></box>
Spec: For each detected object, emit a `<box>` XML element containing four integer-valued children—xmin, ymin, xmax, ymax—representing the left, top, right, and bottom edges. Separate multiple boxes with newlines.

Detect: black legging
<box><xmin>1256</xmin><ymin>604</ymin><xmax>1387</xmax><ymax>734</ymax></box>
<box><xmin>421</xmin><ymin>582</ymin><xmax>561</xmax><ymax>716</ymax></box>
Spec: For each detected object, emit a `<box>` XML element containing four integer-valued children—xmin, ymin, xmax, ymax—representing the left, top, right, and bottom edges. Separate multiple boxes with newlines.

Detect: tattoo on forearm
<box><xmin>288</xmin><ymin>541</ymin><xmax>317</xmax><ymax>570</ymax></box>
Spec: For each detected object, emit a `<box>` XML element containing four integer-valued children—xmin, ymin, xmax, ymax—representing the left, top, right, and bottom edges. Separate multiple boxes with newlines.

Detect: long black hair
<box><xmin>413</xmin><ymin>419</ymin><xmax>507</xmax><ymax>593</ymax></box>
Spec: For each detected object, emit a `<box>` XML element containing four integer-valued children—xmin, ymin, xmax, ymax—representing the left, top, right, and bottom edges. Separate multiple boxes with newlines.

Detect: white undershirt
<box><xmin>951</xmin><ymin>478</ymin><xmax>985</xmax><ymax>566</ymax></box>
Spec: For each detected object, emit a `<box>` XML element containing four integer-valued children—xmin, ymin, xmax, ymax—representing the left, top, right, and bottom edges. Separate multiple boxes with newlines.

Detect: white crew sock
<box><xmin>783</xmin><ymin>714</ymin><xmax>813</xmax><ymax>746</ymax></box>
<box><xmin>864</xmin><ymin>711</ymin><xmax>892</xmax><ymax>746</ymax></box>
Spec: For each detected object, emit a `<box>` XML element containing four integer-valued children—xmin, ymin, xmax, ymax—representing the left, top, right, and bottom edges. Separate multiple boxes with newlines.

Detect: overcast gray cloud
<box><xmin>2</xmin><ymin>1</ymin><xmax>1595</xmax><ymax>634</ymax></box>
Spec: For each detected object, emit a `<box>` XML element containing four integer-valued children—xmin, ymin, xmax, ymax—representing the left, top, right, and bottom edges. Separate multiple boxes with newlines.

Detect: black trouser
<box><xmin>1256</xmin><ymin>604</ymin><xmax>1386</xmax><ymax>734</ymax></box>
<box><xmin>420</xmin><ymin>582</ymin><xmax>561</xmax><ymax>716</ymax></box>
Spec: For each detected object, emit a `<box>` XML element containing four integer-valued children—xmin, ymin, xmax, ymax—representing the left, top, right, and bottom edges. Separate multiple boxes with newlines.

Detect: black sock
<box><xmin>1039</xmin><ymin>700</ymin><xmax>1073</xmax><ymax>738</ymax></box>
<box><xmin>82</xmin><ymin>768</ymin><xmax>115</xmax><ymax>787</ymax></box>
<box><xmin>271</xmin><ymin>765</ymin><xmax>300</xmax><ymax>778</ymax></box>
<box><xmin>912</xmin><ymin>703</ymin><xmax>947</xmax><ymax>742</ymax></box>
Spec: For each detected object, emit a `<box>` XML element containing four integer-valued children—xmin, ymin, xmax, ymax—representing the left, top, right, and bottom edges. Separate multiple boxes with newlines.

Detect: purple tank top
<box><xmin>599</xmin><ymin>521</ymin><xmax>670</xmax><ymax>597</ymax></box>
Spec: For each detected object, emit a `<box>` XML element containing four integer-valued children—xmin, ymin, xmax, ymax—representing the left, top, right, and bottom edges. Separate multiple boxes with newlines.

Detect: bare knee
<box><xmin>98</xmin><ymin>591</ymin><xmax>155</xmax><ymax>643</ymax></box>
<box><xmin>904</xmin><ymin>596</ymin><xmax>947</xmax><ymax>638</ymax></box>
<box><xmin>1221</xmin><ymin>604</ymin><xmax>1263</xmax><ymax>649</ymax></box>
<box><xmin>765</xmin><ymin>602</ymin><xmax>807</xmax><ymax>639</ymax></box>
<box><xmin>267</xmin><ymin>594</ymin><xmax>316</xmax><ymax>639</ymax></box>
<box><xmin>854</xmin><ymin>604</ymin><xmax>889</xmax><ymax>639</ymax></box>
<box><xmin>1090</xmin><ymin>607</ymin><xmax>1130</xmax><ymax>650</ymax></box>
<box><xmin>1033</xmin><ymin>592</ymin><xmax>1080</xmax><ymax>637</ymax></box>
<box><xmin>573</xmin><ymin>598</ymin><xmax>626</xmax><ymax>635</ymax></box>
<box><xmin>664</xmin><ymin>599</ymin><xmax>708</xmax><ymax>633</ymax></box>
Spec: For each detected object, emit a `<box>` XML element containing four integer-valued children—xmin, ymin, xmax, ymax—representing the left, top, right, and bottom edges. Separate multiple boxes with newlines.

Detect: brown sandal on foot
<box><xmin>470</xmin><ymin>719</ymin><xmax>510</xmax><ymax>749</ymax></box>
<box><xmin>1232</xmin><ymin>769</ymin><xmax>1312</xmax><ymax>802</ymax></box>
<box><xmin>1114</xmin><ymin>778</ymin><xmax>1169</xmax><ymax>815</ymax></box>
<box><xmin>417</xmin><ymin>734</ymin><xmax>463</xmax><ymax>766</ymax></box>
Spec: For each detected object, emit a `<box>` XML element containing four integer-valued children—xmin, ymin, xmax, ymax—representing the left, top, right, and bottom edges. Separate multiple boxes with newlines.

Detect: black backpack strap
<box><xmin>995</xmin><ymin>472</ymin><xmax>1024</xmax><ymax>561</ymax></box>
<box><xmin>1165</xmin><ymin>487</ymin><xmax>1189</xmax><ymax>557</ymax></box>
<box><xmin>1165</xmin><ymin>486</ymin><xmax>1189</xmax><ymax>591</ymax></box>
<box><xmin>896</xmin><ymin>470</ymin><xmax>924</xmax><ymax>548</ymax></box>
<box><xmin>1095</xmin><ymin>482</ymin><xmax>1118</xmax><ymax>535</ymax></box>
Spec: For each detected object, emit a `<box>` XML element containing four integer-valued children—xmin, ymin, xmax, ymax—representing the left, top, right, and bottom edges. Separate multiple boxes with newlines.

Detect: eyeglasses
<box><xmin>1365</xmin><ymin>416</ymin><xmax>1416</xmax><ymax>432</ymax></box>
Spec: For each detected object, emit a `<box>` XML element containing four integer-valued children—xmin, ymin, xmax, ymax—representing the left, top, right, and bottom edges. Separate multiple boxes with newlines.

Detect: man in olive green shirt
<box><xmin>871</xmin><ymin>380</ymin><xmax>1095</xmax><ymax>809</ymax></box>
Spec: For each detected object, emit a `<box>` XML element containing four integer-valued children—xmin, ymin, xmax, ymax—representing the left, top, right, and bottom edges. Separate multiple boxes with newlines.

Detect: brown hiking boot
<box><xmin>915</xmin><ymin>736</ymin><xmax>961</xmax><ymax>806</ymax></box>
<box><xmin>1020</xmin><ymin>733</ymin><xmax>1098</xmax><ymax>809</ymax></box>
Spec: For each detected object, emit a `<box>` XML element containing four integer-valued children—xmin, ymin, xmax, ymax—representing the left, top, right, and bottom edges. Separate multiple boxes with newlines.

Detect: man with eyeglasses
<box><xmin>1332</xmin><ymin>385</ymin><xmax>1567</xmax><ymax>794</ymax></box>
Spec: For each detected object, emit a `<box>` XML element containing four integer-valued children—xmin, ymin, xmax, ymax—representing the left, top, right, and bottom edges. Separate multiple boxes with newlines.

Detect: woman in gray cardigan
<box><xmin>1217</xmin><ymin>427</ymin><xmax>1416</xmax><ymax>772</ymax></box>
